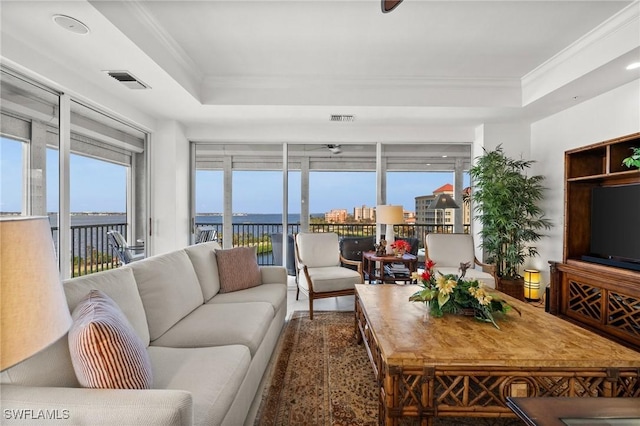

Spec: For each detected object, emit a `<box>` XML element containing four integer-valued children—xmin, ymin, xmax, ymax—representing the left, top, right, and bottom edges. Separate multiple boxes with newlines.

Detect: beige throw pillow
<box><xmin>216</xmin><ymin>246</ymin><xmax>262</xmax><ymax>293</ymax></box>
<box><xmin>68</xmin><ymin>289</ymin><xmax>152</xmax><ymax>389</ymax></box>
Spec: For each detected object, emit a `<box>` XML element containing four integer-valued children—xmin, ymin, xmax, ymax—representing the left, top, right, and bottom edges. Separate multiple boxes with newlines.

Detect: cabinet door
<box><xmin>606</xmin><ymin>291</ymin><xmax>640</xmax><ymax>345</ymax></box>
<box><xmin>563</xmin><ymin>273</ymin><xmax>603</xmax><ymax>327</ymax></box>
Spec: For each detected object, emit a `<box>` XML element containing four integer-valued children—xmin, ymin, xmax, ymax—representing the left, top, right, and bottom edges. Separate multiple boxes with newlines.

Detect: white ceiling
<box><xmin>1</xmin><ymin>0</ymin><xmax>639</xmax><ymax>141</ymax></box>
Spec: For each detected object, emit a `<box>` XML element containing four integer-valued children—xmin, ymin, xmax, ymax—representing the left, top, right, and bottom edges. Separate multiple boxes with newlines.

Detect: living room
<box><xmin>1</xmin><ymin>1</ymin><xmax>639</xmax><ymax>425</ymax></box>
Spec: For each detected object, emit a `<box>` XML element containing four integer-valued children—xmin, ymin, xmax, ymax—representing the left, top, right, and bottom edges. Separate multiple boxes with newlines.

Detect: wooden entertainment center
<box><xmin>549</xmin><ymin>132</ymin><xmax>640</xmax><ymax>351</ymax></box>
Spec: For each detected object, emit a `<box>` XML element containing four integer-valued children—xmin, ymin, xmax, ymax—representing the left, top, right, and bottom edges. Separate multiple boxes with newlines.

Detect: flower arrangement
<box><xmin>409</xmin><ymin>259</ymin><xmax>520</xmax><ymax>329</ymax></box>
<box><xmin>390</xmin><ymin>240</ymin><xmax>411</xmax><ymax>256</ymax></box>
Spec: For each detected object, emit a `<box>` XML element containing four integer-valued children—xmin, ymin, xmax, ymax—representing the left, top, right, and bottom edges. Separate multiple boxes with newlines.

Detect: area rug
<box><xmin>254</xmin><ymin>311</ymin><xmax>524</xmax><ymax>426</ymax></box>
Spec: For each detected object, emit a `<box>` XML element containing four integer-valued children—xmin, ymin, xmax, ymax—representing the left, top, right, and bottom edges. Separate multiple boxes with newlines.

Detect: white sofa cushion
<box><xmin>150</xmin><ymin>302</ymin><xmax>273</xmax><ymax>356</ymax></box>
<box><xmin>184</xmin><ymin>241</ymin><xmax>222</xmax><ymax>301</ymax></box>
<box><xmin>148</xmin><ymin>345</ymin><xmax>251</xmax><ymax>426</ymax></box>
<box><xmin>129</xmin><ymin>250</ymin><xmax>204</xmax><ymax>341</ymax></box>
<box><xmin>207</xmin><ymin>283</ymin><xmax>287</xmax><ymax>313</ymax></box>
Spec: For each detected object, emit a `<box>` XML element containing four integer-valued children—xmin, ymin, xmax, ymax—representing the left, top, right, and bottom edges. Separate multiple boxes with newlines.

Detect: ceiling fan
<box><xmin>382</xmin><ymin>0</ymin><xmax>403</xmax><ymax>13</ymax></box>
<box><xmin>327</xmin><ymin>144</ymin><xmax>342</xmax><ymax>155</ymax></box>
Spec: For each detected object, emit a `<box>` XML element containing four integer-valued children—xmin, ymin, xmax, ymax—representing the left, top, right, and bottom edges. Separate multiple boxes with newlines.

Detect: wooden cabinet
<box><xmin>549</xmin><ymin>132</ymin><xmax>640</xmax><ymax>351</ymax></box>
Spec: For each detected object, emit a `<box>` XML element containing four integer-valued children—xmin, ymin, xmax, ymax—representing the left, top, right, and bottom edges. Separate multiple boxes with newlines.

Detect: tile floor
<box><xmin>285</xmin><ymin>276</ymin><xmax>355</xmax><ymax>317</ymax></box>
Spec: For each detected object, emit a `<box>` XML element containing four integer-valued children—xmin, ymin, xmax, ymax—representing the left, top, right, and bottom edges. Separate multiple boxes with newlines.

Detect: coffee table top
<box><xmin>355</xmin><ymin>284</ymin><xmax>640</xmax><ymax>368</ymax></box>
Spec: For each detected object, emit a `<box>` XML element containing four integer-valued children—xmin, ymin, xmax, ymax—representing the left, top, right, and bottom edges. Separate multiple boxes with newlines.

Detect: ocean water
<box><xmin>48</xmin><ymin>213</ymin><xmax>312</xmax><ymax>227</ymax></box>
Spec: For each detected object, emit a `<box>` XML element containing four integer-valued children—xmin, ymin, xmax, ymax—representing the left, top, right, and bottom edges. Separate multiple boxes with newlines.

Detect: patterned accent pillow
<box><xmin>216</xmin><ymin>246</ymin><xmax>262</xmax><ymax>293</ymax></box>
<box><xmin>68</xmin><ymin>289</ymin><xmax>152</xmax><ymax>389</ymax></box>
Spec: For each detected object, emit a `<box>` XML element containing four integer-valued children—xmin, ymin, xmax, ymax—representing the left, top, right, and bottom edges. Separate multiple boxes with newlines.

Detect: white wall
<box><xmin>471</xmin><ymin>123</ymin><xmax>531</xmax><ymax>263</ymax></box>
<box><xmin>530</xmin><ymin>79</ymin><xmax>640</xmax><ymax>290</ymax></box>
<box><xmin>150</xmin><ymin>120</ymin><xmax>191</xmax><ymax>254</ymax></box>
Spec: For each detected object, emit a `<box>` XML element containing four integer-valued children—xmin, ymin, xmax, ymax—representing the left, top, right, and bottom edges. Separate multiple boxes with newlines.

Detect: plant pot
<box><xmin>497</xmin><ymin>277</ymin><xmax>525</xmax><ymax>301</ymax></box>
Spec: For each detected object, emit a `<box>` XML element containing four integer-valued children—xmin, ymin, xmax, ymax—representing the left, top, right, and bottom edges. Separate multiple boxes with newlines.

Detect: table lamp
<box><xmin>1</xmin><ymin>216</ymin><xmax>72</xmax><ymax>371</ymax></box>
<box><xmin>376</xmin><ymin>205</ymin><xmax>404</xmax><ymax>255</ymax></box>
<box><xmin>523</xmin><ymin>269</ymin><xmax>541</xmax><ymax>301</ymax></box>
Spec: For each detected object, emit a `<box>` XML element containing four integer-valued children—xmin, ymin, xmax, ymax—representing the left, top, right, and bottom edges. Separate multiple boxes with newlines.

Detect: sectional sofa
<box><xmin>1</xmin><ymin>241</ymin><xmax>288</xmax><ymax>425</ymax></box>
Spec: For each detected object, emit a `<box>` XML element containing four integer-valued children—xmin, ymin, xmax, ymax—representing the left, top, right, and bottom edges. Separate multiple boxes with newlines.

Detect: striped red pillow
<box><xmin>68</xmin><ymin>289</ymin><xmax>152</xmax><ymax>389</ymax></box>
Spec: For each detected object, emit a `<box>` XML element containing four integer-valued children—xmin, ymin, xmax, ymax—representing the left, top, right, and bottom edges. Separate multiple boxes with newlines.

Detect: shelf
<box><xmin>554</xmin><ymin>133</ymin><xmax>640</xmax><ymax>351</ymax></box>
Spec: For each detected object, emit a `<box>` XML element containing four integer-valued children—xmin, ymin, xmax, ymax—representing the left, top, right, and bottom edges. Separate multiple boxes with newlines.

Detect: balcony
<box><xmin>60</xmin><ymin>220</ymin><xmax>468</xmax><ymax>277</ymax></box>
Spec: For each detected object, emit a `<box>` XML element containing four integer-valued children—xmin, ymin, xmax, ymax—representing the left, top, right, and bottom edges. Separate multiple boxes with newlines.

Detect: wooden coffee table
<box><xmin>354</xmin><ymin>284</ymin><xmax>640</xmax><ymax>426</ymax></box>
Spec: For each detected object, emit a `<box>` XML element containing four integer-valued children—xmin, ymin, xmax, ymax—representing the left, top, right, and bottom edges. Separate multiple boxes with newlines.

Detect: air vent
<box><xmin>330</xmin><ymin>114</ymin><xmax>355</xmax><ymax>122</ymax></box>
<box><xmin>104</xmin><ymin>71</ymin><xmax>150</xmax><ymax>90</ymax></box>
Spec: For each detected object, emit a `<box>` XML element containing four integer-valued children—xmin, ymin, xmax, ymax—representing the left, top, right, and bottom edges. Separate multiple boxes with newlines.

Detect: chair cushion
<box><xmin>216</xmin><ymin>246</ymin><xmax>262</xmax><ymax>293</ymax></box>
<box><xmin>299</xmin><ymin>266</ymin><xmax>360</xmax><ymax>293</ymax></box>
<box><xmin>68</xmin><ymin>290</ymin><xmax>152</xmax><ymax>389</ymax></box>
<box><xmin>148</xmin><ymin>345</ymin><xmax>250</xmax><ymax>426</ymax></box>
<box><xmin>425</xmin><ymin>233</ymin><xmax>476</xmax><ymax>267</ymax></box>
<box><xmin>296</xmin><ymin>232</ymin><xmax>341</xmax><ymax>268</ymax></box>
<box><xmin>435</xmin><ymin>267</ymin><xmax>496</xmax><ymax>289</ymax></box>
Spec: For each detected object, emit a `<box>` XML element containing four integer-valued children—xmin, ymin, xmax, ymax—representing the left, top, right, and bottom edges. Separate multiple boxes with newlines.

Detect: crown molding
<box><xmin>522</xmin><ymin>1</ymin><xmax>640</xmax><ymax>102</ymax></box>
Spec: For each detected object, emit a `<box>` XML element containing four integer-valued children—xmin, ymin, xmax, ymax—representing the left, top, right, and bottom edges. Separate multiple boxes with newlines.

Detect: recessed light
<box><xmin>52</xmin><ymin>14</ymin><xmax>90</xmax><ymax>35</ymax></box>
<box><xmin>442</xmin><ymin>155</ymin><xmax>448</xmax><ymax>158</ymax></box>
<box><xmin>626</xmin><ymin>62</ymin><xmax>640</xmax><ymax>70</ymax></box>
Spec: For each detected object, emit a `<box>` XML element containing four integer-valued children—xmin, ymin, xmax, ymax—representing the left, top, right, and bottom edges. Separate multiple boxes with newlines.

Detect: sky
<box><xmin>2</xmin><ymin>137</ymin><xmax>469</xmax><ymax>214</ymax></box>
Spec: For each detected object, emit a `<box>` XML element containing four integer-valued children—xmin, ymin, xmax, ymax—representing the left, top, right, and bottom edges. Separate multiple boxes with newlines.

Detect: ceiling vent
<box><xmin>330</xmin><ymin>114</ymin><xmax>355</xmax><ymax>122</ymax></box>
<box><xmin>104</xmin><ymin>71</ymin><xmax>150</xmax><ymax>90</ymax></box>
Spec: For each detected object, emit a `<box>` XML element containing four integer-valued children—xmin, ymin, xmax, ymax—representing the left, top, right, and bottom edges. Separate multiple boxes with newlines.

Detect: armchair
<box><xmin>106</xmin><ymin>230</ymin><xmax>145</xmax><ymax>265</ymax></box>
<box><xmin>424</xmin><ymin>233</ymin><xmax>497</xmax><ymax>289</ymax></box>
<box><xmin>294</xmin><ymin>232</ymin><xmax>364</xmax><ymax>319</ymax></box>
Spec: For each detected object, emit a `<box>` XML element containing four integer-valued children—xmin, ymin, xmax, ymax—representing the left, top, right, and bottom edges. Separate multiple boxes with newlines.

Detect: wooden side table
<box><xmin>362</xmin><ymin>251</ymin><xmax>417</xmax><ymax>284</ymax></box>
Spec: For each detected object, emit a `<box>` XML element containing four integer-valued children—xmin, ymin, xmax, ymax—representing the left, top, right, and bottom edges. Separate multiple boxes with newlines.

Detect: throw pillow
<box><xmin>68</xmin><ymin>289</ymin><xmax>152</xmax><ymax>389</ymax></box>
<box><xmin>216</xmin><ymin>246</ymin><xmax>262</xmax><ymax>293</ymax></box>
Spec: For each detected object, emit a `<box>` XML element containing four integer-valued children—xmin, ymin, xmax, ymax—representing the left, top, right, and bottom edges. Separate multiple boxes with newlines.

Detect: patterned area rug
<box><xmin>254</xmin><ymin>311</ymin><xmax>525</xmax><ymax>426</ymax></box>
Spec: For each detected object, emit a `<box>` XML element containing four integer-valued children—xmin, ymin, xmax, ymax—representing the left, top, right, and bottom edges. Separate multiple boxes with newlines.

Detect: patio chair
<box><xmin>339</xmin><ymin>235</ymin><xmax>375</xmax><ymax>276</ymax></box>
<box><xmin>107</xmin><ymin>230</ymin><xmax>145</xmax><ymax>265</ymax></box>
<box><xmin>195</xmin><ymin>228</ymin><xmax>218</xmax><ymax>244</ymax></box>
<box><xmin>294</xmin><ymin>232</ymin><xmax>364</xmax><ymax>319</ymax></box>
<box><xmin>424</xmin><ymin>233</ymin><xmax>497</xmax><ymax>288</ymax></box>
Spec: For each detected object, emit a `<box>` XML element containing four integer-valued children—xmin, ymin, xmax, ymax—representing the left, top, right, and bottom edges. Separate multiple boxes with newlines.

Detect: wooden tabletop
<box><xmin>362</xmin><ymin>251</ymin><xmax>417</xmax><ymax>261</ymax></box>
<box><xmin>507</xmin><ymin>397</ymin><xmax>640</xmax><ymax>426</ymax></box>
<box><xmin>355</xmin><ymin>284</ymin><xmax>640</xmax><ymax>368</ymax></box>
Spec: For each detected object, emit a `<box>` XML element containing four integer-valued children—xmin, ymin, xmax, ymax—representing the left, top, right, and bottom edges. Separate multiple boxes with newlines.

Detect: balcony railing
<box><xmin>55</xmin><ymin>221</ymin><xmax>469</xmax><ymax>277</ymax></box>
<box><xmin>51</xmin><ymin>223</ymin><xmax>128</xmax><ymax>278</ymax></box>
<box><xmin>196</xmin><ymin>222</ymin><xmax>469</xmax><ymax>267</ymax></box>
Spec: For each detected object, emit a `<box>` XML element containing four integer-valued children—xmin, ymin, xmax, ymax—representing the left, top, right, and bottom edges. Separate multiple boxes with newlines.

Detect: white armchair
<box><xmin>424</xmin><ymin>233</ymin><xmax>497</xmax><ymax>289</ymax></box>
<box><xmin>294</xmin><ymin>232</ymin><xmax>364</xmax><ymax>319</ymax></box>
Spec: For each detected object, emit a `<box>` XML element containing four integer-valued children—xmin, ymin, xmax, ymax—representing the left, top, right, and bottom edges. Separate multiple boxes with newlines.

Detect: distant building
<box><xmin>325</xmin><ymin>209</ymin><xmax>347</xmax><ymax>223</ymax></box>
<box><xmin>414</xmin><ymin>184</ymin><xmax>470</xmax><ymax>227</ymax></box>
<box><xmin>353</xmin><ymin>204</ymin><xmax>375</xmax><ymax>221</ymax></box>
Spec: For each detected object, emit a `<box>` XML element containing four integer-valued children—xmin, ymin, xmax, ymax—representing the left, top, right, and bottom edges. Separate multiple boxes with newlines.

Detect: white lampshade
<box><xmin>376</xmin><ymin>205</ymin><xmax>404</xmax><ymax>224</ymax></box>
<box><xmin>1</xmin><ymin>216</ymin><xmax>72</xmax><ymax>371</ymax></box>
<box><xmin>376</xmin><ymin>205</ymin><xmax>404</xmax><ymax>255</ymax></box>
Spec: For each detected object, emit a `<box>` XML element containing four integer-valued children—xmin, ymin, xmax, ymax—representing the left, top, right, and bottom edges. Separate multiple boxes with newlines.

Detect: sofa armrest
<box><xmin>260</xmin><ymin>265</ymin><xmax>287</xmax><ymax>284</ymax></box>
<box><xmin>1</xmin><ymin>385</ymin><xmax>192</xmax><ymax>426</ymax></box>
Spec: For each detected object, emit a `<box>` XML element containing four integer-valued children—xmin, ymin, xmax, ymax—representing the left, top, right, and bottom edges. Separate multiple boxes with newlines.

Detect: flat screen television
<box><xmin>585</xmin><ymin>183</ymin><xmax>640</xmax><ymax>271</ymax></box>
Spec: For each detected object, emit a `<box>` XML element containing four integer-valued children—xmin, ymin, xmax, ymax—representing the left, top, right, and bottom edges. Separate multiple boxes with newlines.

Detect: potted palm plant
<box><xmin>469</xmin><ymin>145</ymin><xmax>552</xmax><ymax>299</ymax></box>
